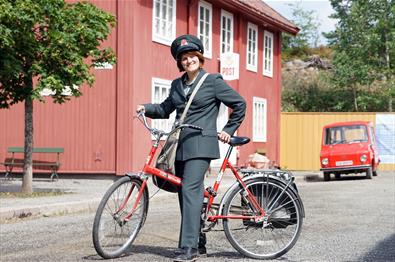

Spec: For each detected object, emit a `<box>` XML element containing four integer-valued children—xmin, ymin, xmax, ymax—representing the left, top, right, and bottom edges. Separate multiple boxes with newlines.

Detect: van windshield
<box><xmin>325</xmin><ymin>125</ymin><xmax>368</xmax><ymax>145</ymax></box>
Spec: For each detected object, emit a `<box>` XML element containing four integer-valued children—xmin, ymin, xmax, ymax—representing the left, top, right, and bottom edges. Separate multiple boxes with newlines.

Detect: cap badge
<box><xmin>181</xmin><ymin>39</ymin><xmax>188</xmax><ymax>46</ymax></box>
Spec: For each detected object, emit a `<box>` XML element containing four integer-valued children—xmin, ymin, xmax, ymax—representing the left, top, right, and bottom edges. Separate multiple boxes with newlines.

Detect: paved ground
<box><xmin>1</xmin><ymin>171</ymin><xmax>394</xmax><ymax>262</ymax></box>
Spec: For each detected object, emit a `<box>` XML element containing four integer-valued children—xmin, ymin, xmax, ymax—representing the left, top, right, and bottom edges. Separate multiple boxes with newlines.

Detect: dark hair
<box><xmin>176</xmin><ymin>51</ymin><xmax>205</xmax><ymax>72</ymax></box>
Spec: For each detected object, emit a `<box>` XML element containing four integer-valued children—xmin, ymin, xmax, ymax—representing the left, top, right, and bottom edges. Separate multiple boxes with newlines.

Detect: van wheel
<box><xmin>373</xmin><ymin>171</ymin><xmax>378</xmax><ymax>176</ymax></box>
<box><xmin>324</xmin><ymin>172</ymin><xmax>330</xmax><ymax>181</ymax></box>
<box><xmin>335</xmin><ymin>173</ymin><xmax>341</xmax><ymax>180</ymax></box>
<box><xmin>366</xmin><ymin>168</ymin><xmax>373</xmax><ymax>179</ymax></box>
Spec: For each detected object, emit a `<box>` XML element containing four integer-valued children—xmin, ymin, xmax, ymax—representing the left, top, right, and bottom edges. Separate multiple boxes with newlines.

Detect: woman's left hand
<box><xmin>218</xmin><ymin>131</ymin><xmax>231</xmax><ymax>144</ymax></box>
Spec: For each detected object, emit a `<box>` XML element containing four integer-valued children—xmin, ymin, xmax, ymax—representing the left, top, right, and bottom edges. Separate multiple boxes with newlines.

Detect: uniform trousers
<box><xmin>175</xmin><ymin>158</ymin><xmax>211</xmax><ymax>248</ymax></box>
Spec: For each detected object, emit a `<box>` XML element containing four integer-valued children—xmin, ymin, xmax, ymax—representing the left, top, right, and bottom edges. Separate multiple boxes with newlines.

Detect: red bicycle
<box><xmin>92</xmin><ymin>112</ymin><xmax>304</xmax><ymax>260</ymax></box>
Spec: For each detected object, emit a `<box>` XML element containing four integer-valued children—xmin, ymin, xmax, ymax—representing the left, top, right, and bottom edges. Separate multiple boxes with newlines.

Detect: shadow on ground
<box><xmin>359</xmin><ymin>233</ymin><xmax>395</xmax><ymax>261</ymax></box>
<box><xmin>83</xmin><ymin>244</ymin><xmax>251</xmax><ymax>260</ymax></box>
<box><xmin>304</xmin><ymin>173</ymin><xmax>371</xmax><ymax>183</ymax></box>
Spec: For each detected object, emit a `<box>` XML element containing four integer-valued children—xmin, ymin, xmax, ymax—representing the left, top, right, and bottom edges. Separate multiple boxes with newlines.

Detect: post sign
<box><xmin>220</xmin><ymin>52</ymin><xmax>239</xmax><ymax>81</ymax></box>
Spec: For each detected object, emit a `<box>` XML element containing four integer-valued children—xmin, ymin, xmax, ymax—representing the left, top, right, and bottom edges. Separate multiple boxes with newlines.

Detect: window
<box><xmin>246</xmin><ymin>22</ymin><xmax>258</xmax><ymax>72</ymax></box>
<box><xmin>220</xmin><ymin>10</ymin><xmax>233</xmax><ymax>54</ymax></box>
<box><xmin>151</xmin><ymin>78</ymin><xmax>176</xmax><ymax>138</ymax></box>
<box><xmin>152</xmin><ymin>0</ymin><xmax>176</xmax><ymax>46</ymax></box>
<box><xmin>325</xmin><ymin>125</ymin><xmax>368</xmax><ymax>145</ymax></box>
<box><xmin>198</xmin><ymin>1</ymin><xmax>212</xmax><ymax>58</ymax></box>
<box><xmin>253</xmin><ymin>97</ymin><xmax>267</xmax><ymax>142</ymax></box>
<box><xmin>263</xmin><ymin>31</ymin><xmax>274</xmax><ymax>77</ymax></box>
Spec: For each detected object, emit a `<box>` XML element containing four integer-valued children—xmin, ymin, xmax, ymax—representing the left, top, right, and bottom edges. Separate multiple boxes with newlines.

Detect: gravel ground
<box><xmin>0</xmin><ymin>171</ymin><xmax>394</xmax><ymax>262</ymax></box>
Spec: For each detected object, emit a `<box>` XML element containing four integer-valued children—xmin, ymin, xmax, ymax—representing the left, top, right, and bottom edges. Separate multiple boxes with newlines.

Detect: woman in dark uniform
<box><xmin>137</xmin><ymin>35</ymin><xmax>246</xmax><ymax>262</ymax></box>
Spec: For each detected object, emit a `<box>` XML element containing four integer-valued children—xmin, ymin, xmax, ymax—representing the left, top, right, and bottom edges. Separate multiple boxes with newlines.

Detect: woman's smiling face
<box><xmin>180</xmin><ymin>52</ymin><xmax>200</xmax><ymax>74</ymax></box>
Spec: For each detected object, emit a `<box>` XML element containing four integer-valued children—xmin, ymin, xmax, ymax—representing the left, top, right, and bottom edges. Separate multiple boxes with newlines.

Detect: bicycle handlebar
<box><xmin>136</xmin><ymin>111</ymin><xmax>202</xmax><ymax>137</ymax></box>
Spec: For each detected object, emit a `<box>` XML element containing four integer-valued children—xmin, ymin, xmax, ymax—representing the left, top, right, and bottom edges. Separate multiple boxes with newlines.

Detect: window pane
<box><xmin>162</xmin><ymin>2</ymin><xmax>166</xmax><ymax>20</ymax></box>
<box><xmin>155</xmin><ymin>1</ymin><xmax>160</xmax><ymax>18</ymax></box>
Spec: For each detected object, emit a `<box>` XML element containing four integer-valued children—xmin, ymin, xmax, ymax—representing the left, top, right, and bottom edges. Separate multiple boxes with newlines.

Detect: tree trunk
<box><xmin>352</xmin><ymin>85</ymin><xmax>358</xmax><ymax>111</ymax></box>
<box><xmin>384</xmin><ymin>31</ymin><xmax>392</xmax><ymax>112</ymax></box>
<box><xmin>21</xmin><ymin>91</ymin><xmax>34</xmax><ymax>193</ymax></box>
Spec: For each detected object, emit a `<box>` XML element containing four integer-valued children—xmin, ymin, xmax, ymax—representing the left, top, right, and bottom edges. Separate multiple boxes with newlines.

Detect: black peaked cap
<box><xmin>170</xmin><ymin>35</ymin><xmax>204</xmax><ymax>60</ymax></box>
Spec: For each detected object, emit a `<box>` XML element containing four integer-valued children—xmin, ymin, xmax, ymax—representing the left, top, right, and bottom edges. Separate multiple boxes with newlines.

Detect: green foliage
<box><xmin>282</xmin><ymin>45</ymin><xmax>333</xmax><ymax>62</ymax></box>
<box><xmin>281</xmin><ymin>69</ymin><xmax>392</xmax><ymax>112</ymax></box>
<box><xmin>282</xmin><ymin>0</ymin><xmax>394</xmax><ymax>112</ymax></box>
<box><xmin>0</xmin><ymin>0</ymin><xmax>116</xmax><ymax>108</ymax></box>
<box><xmin>326</xmin><ymin>0</ymin><xmax>395</xmax><ymax>111</ymax></box>
<box><xmin>282</xmin><ymin>1</ymin><xmax>321</xmax><ymax>60</ymax></box>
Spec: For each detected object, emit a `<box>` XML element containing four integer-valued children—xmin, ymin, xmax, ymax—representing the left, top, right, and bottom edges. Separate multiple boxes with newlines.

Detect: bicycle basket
<box><xmin>152</xmin><ymin>165</ymin><xmax>179</xmax><ymax>193</ymax></box>
<box><xmin>153</xmin><ymin>130</ymin><xmax>180</xmax><ymax>193</ymax></box>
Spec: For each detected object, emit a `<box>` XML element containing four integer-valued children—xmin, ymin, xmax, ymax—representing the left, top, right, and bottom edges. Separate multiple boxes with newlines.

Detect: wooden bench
<box><xmin>2</xmin><ymin>147</ymin><xmax>64</xmax><ymax>181</ymax></box>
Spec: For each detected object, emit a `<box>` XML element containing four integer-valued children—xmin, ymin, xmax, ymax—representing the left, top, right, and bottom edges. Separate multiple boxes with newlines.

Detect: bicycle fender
<box><xmin>125</xmin><ymin>172</ymin><xmax>146</xmax><ymax>180</ymax></box>
<box><xmin>125</xmin><ymin>172</ymin><xmax>150</xmax><ymax>196</ymax></box>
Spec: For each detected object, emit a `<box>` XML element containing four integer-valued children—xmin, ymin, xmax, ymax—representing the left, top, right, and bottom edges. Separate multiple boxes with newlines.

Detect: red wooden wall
<box><xmin>0</xmin><ymin>0</ymin><xmax>283</xmax><ymax>175</ymax></box>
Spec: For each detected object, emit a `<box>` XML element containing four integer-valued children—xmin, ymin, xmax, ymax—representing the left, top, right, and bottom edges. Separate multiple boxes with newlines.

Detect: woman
<box><xmin>137</xmin><ymin>35</ymin><xmax>246</xmax><ymax>262</ymax></box>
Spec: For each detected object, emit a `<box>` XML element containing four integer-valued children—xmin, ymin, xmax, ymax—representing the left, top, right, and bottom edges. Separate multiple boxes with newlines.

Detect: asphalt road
<box><xmin>1</xmin><ymin>171</ymin><xmax>394</xmax><ymax>262</ymax></box>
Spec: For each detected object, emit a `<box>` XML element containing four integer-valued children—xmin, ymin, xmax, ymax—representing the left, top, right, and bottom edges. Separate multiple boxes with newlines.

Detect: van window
<box><xmin>325</xmin><ymin>125</ymin><xmax>368</xmax><ymax>145</ymax></box>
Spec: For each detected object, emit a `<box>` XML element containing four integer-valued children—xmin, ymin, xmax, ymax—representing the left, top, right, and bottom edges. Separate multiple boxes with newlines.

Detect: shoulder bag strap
<box><xmin>179</xmin><ymin>73</ymin><xmax>209</xmax><ymax>124</ymax></box>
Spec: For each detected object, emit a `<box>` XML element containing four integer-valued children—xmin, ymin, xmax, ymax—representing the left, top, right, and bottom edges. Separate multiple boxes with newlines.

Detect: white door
<box><xmin>211</xmin><ymin>103</ymin><xmax>237</xmax><ymax>168</ymax></box>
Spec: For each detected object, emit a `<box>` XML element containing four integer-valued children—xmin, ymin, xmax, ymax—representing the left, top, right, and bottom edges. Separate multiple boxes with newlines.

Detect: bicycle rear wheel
<box><xmin>222</xmin><ymin>177</ymin><xmax>303</xmax><ymax>259</ymax></box>
<box><xmin>92</xmin><ymin>176</ymin><xmax>149</xmax><ymax>259</ymax></box>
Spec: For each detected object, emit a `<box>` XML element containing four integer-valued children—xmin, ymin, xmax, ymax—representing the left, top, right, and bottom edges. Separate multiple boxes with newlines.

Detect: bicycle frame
<box><xmin>121</xmin><ymin>114</ymin><xmax>266</xmax><ymax>224</ymax></box>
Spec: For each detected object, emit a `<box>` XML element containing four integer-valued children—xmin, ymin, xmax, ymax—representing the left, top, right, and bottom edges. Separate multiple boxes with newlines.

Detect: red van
<box><xmin>320</xmin><ymin>121</ymin><xmax>380</xmax><ymax>181</ymax></box>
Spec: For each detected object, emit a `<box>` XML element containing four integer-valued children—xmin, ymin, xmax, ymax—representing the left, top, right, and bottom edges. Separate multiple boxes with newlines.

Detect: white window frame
<box><xmin>152</xmin><ymin>0</ymin><xmax>176</xmax><ymax>46</ymax></box>
<box><xmin>151</xmin><ymin>78</ymin><xmax>176</xmax><ymax>139</ymax></box>
<box><xmin>220</xmin><ymin>10</ymin><xmax>233</xmax><ymax>54</ymax></box>
<box><xmin>246</xmin><ymin>22</ymin><xmax>258</xmax><ymax>72</ymax></box>
<box><xmin>252</xmin><ymin>97</ymin><xmax>267</xmax><ymax>142</ymax></box>
<box><xmin>198</xmin><ymin>0</ymin><xmax>212</xmax><ymax>59</ymax></box>
<box><xmin>263</xmin><ymin>30</ymin><xmax>274</xmax><ymax>77</ymax></box>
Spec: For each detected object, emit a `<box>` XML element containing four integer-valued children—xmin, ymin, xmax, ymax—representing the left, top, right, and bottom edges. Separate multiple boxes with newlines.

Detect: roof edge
<box><xmin>219</xmin><ymin>0</ymin><xmax>300</xmax><ymax>35</ymax></box>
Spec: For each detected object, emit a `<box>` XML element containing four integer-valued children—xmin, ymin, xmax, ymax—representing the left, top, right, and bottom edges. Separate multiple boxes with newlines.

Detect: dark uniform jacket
<box><xmin>144</xmin><ymin>69</ymin><xmax>246</xmax><ymax>161</ymax></box>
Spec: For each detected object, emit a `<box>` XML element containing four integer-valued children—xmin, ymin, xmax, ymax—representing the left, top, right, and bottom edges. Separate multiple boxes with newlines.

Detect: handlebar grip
<box><xmin>187</xmin><ymin>124</ymin><xmax>203</xmax><ymax>131</ymax></box>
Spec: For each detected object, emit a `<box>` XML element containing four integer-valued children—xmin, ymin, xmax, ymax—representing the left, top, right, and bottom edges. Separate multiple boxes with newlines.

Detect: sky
<box><xmin>265</xmin><ymin>0</ymin><xmax>338</xmax><ymax>45</ymax></box>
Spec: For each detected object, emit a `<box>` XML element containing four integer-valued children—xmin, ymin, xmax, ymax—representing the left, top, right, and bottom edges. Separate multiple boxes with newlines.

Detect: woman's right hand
<box><xmin>136</xmin><ymin>105</ymin><xmax>145</xmax><ymax>113</ymax></box>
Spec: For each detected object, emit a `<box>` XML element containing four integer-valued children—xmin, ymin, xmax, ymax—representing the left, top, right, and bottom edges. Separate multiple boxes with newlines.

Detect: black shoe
<box><xmin>198</xmin><ymin>232</ymin><xmax>207</xmax><ymax>256</ymax></box>
<box><xmin>173</xmin><ymin>247</ymin><xmax>198</xmax><ymax>262</ymax></box>
<box><xmin>198</xmin><ymin>246</ymin><xmax>207</xmax><ymax>256</ymax></box>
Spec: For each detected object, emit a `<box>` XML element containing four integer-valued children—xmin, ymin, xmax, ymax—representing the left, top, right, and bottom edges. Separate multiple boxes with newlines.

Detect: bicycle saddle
<box><xmin>229</xmin><ymin>136</ymin><xmax>250</xmax><ymax>146</ymax></box>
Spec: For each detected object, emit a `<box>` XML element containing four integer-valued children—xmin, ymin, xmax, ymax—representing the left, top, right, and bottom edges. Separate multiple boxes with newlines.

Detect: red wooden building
<box><xmin>0</xmin><ymin>0</ymin><xmax>298</xmax><ymax>175</ymax></box>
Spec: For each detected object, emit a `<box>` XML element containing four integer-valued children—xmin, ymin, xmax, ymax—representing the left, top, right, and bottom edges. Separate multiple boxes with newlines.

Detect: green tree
<box><xmin>326</xmin><ymin>0</ymin><xmax>395</xmax><ymax>111</ymax></box>
<box><xmin>0</xmin><ymin>0</ymin><xmax>116</xmax><ymax>192</ymax></box>
<box><xmin>282</xmin><ymin>1</ymin><xmax>321</xmax><ymax>60</ymax></box>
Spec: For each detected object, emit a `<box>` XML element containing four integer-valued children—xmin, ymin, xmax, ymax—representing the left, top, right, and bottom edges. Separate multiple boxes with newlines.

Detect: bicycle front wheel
<box><xmin>92</xmin><ymin>176</ymin><xmax>149</xmax><ymax>259</ymax></box>
<box><xmin>223</xmin><ymin>177</ymin><xmax>303</xmax><ymax>259</ymax></box>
